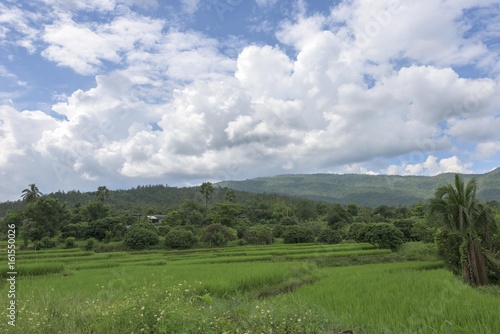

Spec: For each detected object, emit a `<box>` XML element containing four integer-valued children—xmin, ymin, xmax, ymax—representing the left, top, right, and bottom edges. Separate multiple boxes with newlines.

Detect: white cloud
<box><xmin>1</xmin><ymin>0</ymin><xmax>499</xmax><ymax>200</ymax></box>
<box><xmin>387</xmin><ymin>155</ymin><xmax>473</xmax><ymax>176</ymax></box>
<box><xmin>255</xmin><ymin>0</ymin><xmax>279</xmax><ymax>8</ymax></box>
<box><xmin>331</xmin><ymin>0</ymin><xmax>496</xmax><ymax>69</ymax></box>
<box><xmin>446</xmin><ymin>116</ymin><xmax>500</xmax><ymax>142</ymax></box>
<box><xmin>475</xmin><ymin>141</ymin><xmax>500</xmax><ymax>159</ymax></box>
<box><xmin>42</xmin><ymin>13</ymin><xmax>164</xmax><ymax>75</ymax></box>
<box><xmin>40</xmin><ymin>0</ymin><xmax>118</xmax><ymax>12</ymax></box>
<box><xmin>180</xmin><ymin>0</ymin><xmax>200</xmax><ymax>15</ymax></box>
<box><xmin>0</xmin><ymin>3</ymin><xmax>43</xmax><ymax>52</ymax></box>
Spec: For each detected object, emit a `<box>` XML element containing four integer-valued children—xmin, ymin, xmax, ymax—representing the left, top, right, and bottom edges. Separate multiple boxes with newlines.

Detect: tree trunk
<box><xmin>465</xmin><ymin>234</ymin><xmax>489</xmax><ymax>286</ymax></box>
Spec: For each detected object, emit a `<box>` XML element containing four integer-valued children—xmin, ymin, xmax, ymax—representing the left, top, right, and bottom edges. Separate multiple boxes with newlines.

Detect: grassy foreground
<box><xmin>1</xmin><ymin>242</ymin><xmax>499</xmax><ymax>333</ymax></box>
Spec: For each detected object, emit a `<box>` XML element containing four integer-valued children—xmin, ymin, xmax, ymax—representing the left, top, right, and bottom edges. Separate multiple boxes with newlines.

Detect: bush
<box><xmin>227</xmin><ymin>239</ymin><xmax>247</xmax><ymax>247</ymax></box>
<box><xmin>435</xmin><ymin>228</ymin><xmax>462</xmax><ymax>275</ymax></box>
<box><xmin>393</xmin><ymin>219</ymin><xmax>415</xmax><ymax>242</ymax></box>
<box><xmin>349</xmin><ymin>223</ymin><xmax>404</xmax><ymax>251</ymax></box>
<box><xmin>317</xmin><ymin>227</ymin><xmax>342</xmax><ymax>244</ymax></box>
<box><xmin>398</xmin><ymin>242</ymin><xmax>438</xmax><ymax>261</ymax></box>
<box><xmin>123</xmin><ymin>225</ymin><xmax>159</xmax><ymax>250</ymax></box>
<box><xmin>202</xmin><ymin>223</ymin><xmax>236</xmax><ymax>246</ymax></box>
<box><xmin>157</xmin><ymin>225</ymin><xmax>171</xmax><ymax>236</ymax></box>
<box><xmin>33</xmin><ymin>237</ymin><xmax>56</xmax><ymax>250</ymax></box>
<box><xmin>165</xmin><ymin>227</ymin><xmax>197</xmax><ymax>249</ymax></box>
<box><xmin>244</xmin><ymin>225</ymin><xmax>274</xmax><ymax>245</ymax></box>
<box><xmin>282</xmin><ymin>225</ymin><xmax>314</xmax><ymax>244</ymax></box>
<box><xmin>83</xmin><ymin>238</ymin><xmax>97</xmax><ymax>251</ymax></box>
<box><xmin>64</xmin><ymin>237</ymin><xmax>76</xmax><ymax>249</ymax></box>
<box><xmin>365</xmin><ymin>223</ymin><xmax>404</xmax><ymax>251</ymax></box>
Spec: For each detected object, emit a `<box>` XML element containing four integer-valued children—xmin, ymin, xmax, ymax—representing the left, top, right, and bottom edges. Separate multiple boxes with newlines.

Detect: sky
<box><xmin>0</xmin><ymin>0</ymin><xmax>499</xmax><ymax>201</ymax></box>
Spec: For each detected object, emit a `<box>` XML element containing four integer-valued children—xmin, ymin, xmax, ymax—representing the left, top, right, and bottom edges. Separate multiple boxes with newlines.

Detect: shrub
<box><xmin>398</xmin><ymin>242</ymin><xmax>438</xmax><ymax>261</ymax></box>
<box><xmin>157</xmin><ymin>225</ymin><xmax>171</xmax><ymax>236</ymax></box>
<box><xmin>202</xmin><ymin>223</ymin><xmax>236</xmax><ymax>246</ymax></box>
<box><xmin>33</xmin><ymin>237</ymin><xmax>56</xmax><ymax>250</ymax></box>
<box><xmin>165</xmin><ymin>227</ymin><xmax>197</xmax><ymax>249</ymax></box>
<box><xmin>393</xmin><ymin>219</ymin><xmax>415</xmax><ymax>242</ymax></box>
<box><xmin>282</xmin><ymin>225</ymin><xmax>314</xmax><ymax>244</ymax></box>
<box><xmin>434</xmin><ymin>228</ymin><xmax>462</xmax><ymax>275</ymax></box>
<box><xmin>244</xmin><ymin>225</ymin><xmax>274</xmax><ymax>245</ymax></box>
<box><xmin>349</xmin><ymin>223</ymin><xmax>404</xmax><ymax>251</ymax></box>
<box><xmin>364</xmin><ymin>223</ymin><xmax>404</xmax><ymax>251</ymax></box>
<box><xmin>83</xmin><ymin>238</ymin><xmax>97</xmax><ymax>251</ymax></box>
<box><xmin>64</xmin><ymin>237</ymin><xmax>76</xmax><ymax>249</ymax></box>
<box><xmin>317</xmin><ymin>227</ymin><xmax>342</xmax><ymax>244</ymax></box>
<box><xmin>123</xmin><ymin>225</ymin><xmax>159</xmax><ymax>250</ymax></box>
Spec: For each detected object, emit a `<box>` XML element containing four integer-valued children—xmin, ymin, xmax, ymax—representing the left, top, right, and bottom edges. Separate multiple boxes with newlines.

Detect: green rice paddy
<box><xmin>1</xmin><ymin>242</ymin><xmax>499</xmax><ymax>333</ymax></box>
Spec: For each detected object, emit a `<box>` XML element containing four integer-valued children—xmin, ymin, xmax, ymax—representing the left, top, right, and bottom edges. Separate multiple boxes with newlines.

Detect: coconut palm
<box><xmin>21</xmin><ymin>184</ymin><xmax>42</xmax><ymax>204</ymax></box>
<box><xmin>429</xmin><ymin>174</ymin><xmax>493</xmax><ymax>285</ymax></box>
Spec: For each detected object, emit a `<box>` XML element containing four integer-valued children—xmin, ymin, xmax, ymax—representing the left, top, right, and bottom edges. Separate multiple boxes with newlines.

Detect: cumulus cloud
<box><xmin>387</xmin><ymin>155</ymin><xmax>473</xmax><ymax>176</ymax></box>
<box><xmin>0</xmin><ymin>0</ymin><xmax>499</xmax><ymax>200</ymax></box>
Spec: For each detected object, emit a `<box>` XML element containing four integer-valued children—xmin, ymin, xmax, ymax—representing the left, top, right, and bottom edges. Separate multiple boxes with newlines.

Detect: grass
<box><xmin>280</xmin><ymin>262</ymin><xmax>500</xmax><ymax>333</ymax></box>
<box><xmin>1</xmin><ymin>263</ymin><xmax>65</xmax><ymax>278</ymax></box>
<box><xmin>0</xmin><ymin>242</ymin><xmax>499</xmax><ymax>333</ymax></box>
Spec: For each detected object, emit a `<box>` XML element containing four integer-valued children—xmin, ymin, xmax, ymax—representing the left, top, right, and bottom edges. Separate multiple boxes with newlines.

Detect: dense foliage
<box><xmin>1</xmin><ymin>178</ymin><xmax>499</xmax><ymax>283</ymax></box>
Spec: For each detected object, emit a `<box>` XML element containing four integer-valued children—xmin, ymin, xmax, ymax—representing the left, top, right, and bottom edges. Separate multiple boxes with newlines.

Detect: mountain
<box><xmin>217</xmin><ymin>168</ymin><xmax>500</xmax><ymax>207</ymax></box>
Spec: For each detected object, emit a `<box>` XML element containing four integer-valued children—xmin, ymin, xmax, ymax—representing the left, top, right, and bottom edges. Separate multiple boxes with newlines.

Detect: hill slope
<box><xmin>217</xmin><ymin>168</ymin><xmax>500</xmax><ymax>207</ymax></box>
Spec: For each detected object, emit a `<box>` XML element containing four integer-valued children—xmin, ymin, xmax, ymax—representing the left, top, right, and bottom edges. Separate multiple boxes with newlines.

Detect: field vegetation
<box><xmin>1</xmin><ymin>241</ymin><xmax>499</xmax><ymax>333</ymax></box>
<box><xmin>1</xmin><ymin>175</ymin><xmax>499</xmax><ymax>332</ymax></box>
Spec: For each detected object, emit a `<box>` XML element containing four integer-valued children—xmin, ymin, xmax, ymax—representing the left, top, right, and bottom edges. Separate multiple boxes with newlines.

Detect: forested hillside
<box><xmin>0</xmin><ymin>184</ymin><xmax>301</xmax><ymax>218</ymax></box>
<box><xmin>218</xmin><ymin>168</ymin><xmax>500</xmax><ymax>207</ymax></box>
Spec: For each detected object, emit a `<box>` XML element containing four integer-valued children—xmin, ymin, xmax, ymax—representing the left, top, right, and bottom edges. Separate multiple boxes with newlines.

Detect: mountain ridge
<box><xmin>216</xmin><ymin>168</ymin><xmax>500</xmax><ymax>207</ymax></box>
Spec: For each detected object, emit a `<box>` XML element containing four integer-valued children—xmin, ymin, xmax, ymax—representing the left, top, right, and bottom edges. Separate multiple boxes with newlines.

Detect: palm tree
<box><xmin>200</xmin><ymin>182</ymin><xmax>214</xmax><ymax>219</ymax></box>
<box><xmin>429</xmin><ymin>174</ymin><xmax>492</xmax><ymax>286</ymax></box>
<box><xmin>21</xmin><ymin>184</ymin><xmax>42</xmax><ymax>204</ymax></box>
<box><xmin>96</xmin><ymin>186</ymin><xmax>110</xmax><ymax>203</ymax></box>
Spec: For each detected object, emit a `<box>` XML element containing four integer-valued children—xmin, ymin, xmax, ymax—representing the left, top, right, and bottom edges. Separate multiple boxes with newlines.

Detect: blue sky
<box><xmin>0</xmin><ymin>0</ymin><xmax>499</xmax><ymax>201</ymax></box>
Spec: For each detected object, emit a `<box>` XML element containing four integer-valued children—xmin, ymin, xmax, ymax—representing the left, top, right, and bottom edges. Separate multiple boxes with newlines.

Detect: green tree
<box><xmin>201</xmin><ymin>223</ymin><xmax>236</xmax><ymax>246</ymax></box>
<box><xmin>327</xmin><ymin>204</ymin><xmax>351</xmax><ymax>230</ymax></box>
<box><xmin>96</xmin><ymin>186</ymin><xmax>110</xmax><ymax>203</ymax></box>
<box><xmin>165</xmin><ymin>227</ymin><xmax>197</xmax><ymax>249</ymax></box>
<box><xmin>209</xmin><ymin>202</ymin><xmax>244</xmax><ymax>227</ymax></box>
<box><xmin>349</xmin><ymin>222</ymin><xmax>404</xmax><ymax>251</ymax></box>
<box><xmin>23</xmin><ymin>197</ymin><xmax>69</xmax><ymax>241</ymax></box>
<box><xmin>296</xmin><ymin>200</ymin><xmax>318</xmax><ymax>221</ymax></box>
<box><xmin>81</xmin><ymin>201</ymin><xmax>110</xmax><ymax>222</ymax></box>
<box><xmin>282</xmin><ymin>225</ymin><xmax>314</xmax><ymax>244</ymax></box>
<box><xmin>364</xmin><ymin>223</ymin><xmax>404</xmax><ymax>251</ymax></box>
<box><xmin>317</xmin><ymin>227</ymin><xmax>342</xmax><ymax>244</ymax></box>
<box><xmin>200</xmin><ymin>182</ymin><xmax>214</xmax><ymax>219</ymax></box>
<box><xmin>347</xmin><ymin>203</ymin><xmax>359</xmax><ymax>216</ymax></box>
<box><xmin>429</xmin><ymin>174</ymin><xmax>495</xmax><ymax>286</ymax></box>
<box><xmin>224</xmin><ymin>189</ymin><xmax>236</xmax><ymax>203</ymax></box>
<box><xmin>21</xmin><ymin>184</ymin><xmax>42</xmax><ymax>204</ymax></box>
<box><xmin>244</xmin><ymin>225</ymin><xmax>274</xmax><ymax>245</ymax></box>
<box><xmin>123</xmin><ymin>225</ymin><xmax>159</xmax><ymax>250</ymax></box>
<box><xmin>393</xmin><ymin>219</ymin><xmax>415</xmax><ymax>242</ymax></box>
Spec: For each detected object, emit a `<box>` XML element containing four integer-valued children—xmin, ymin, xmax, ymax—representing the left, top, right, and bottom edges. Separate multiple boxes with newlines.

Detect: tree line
<box><xmin>2</xmin><ymin>177</ymin><xmax>500</xmax><ymax>286</ymax></box>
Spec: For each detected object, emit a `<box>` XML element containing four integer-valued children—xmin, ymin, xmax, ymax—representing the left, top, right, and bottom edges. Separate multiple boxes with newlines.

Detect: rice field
<box><xmin>1</xmin><ymin>242</ymin><xmax>499</xmax><ymax>333</ymax></box>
